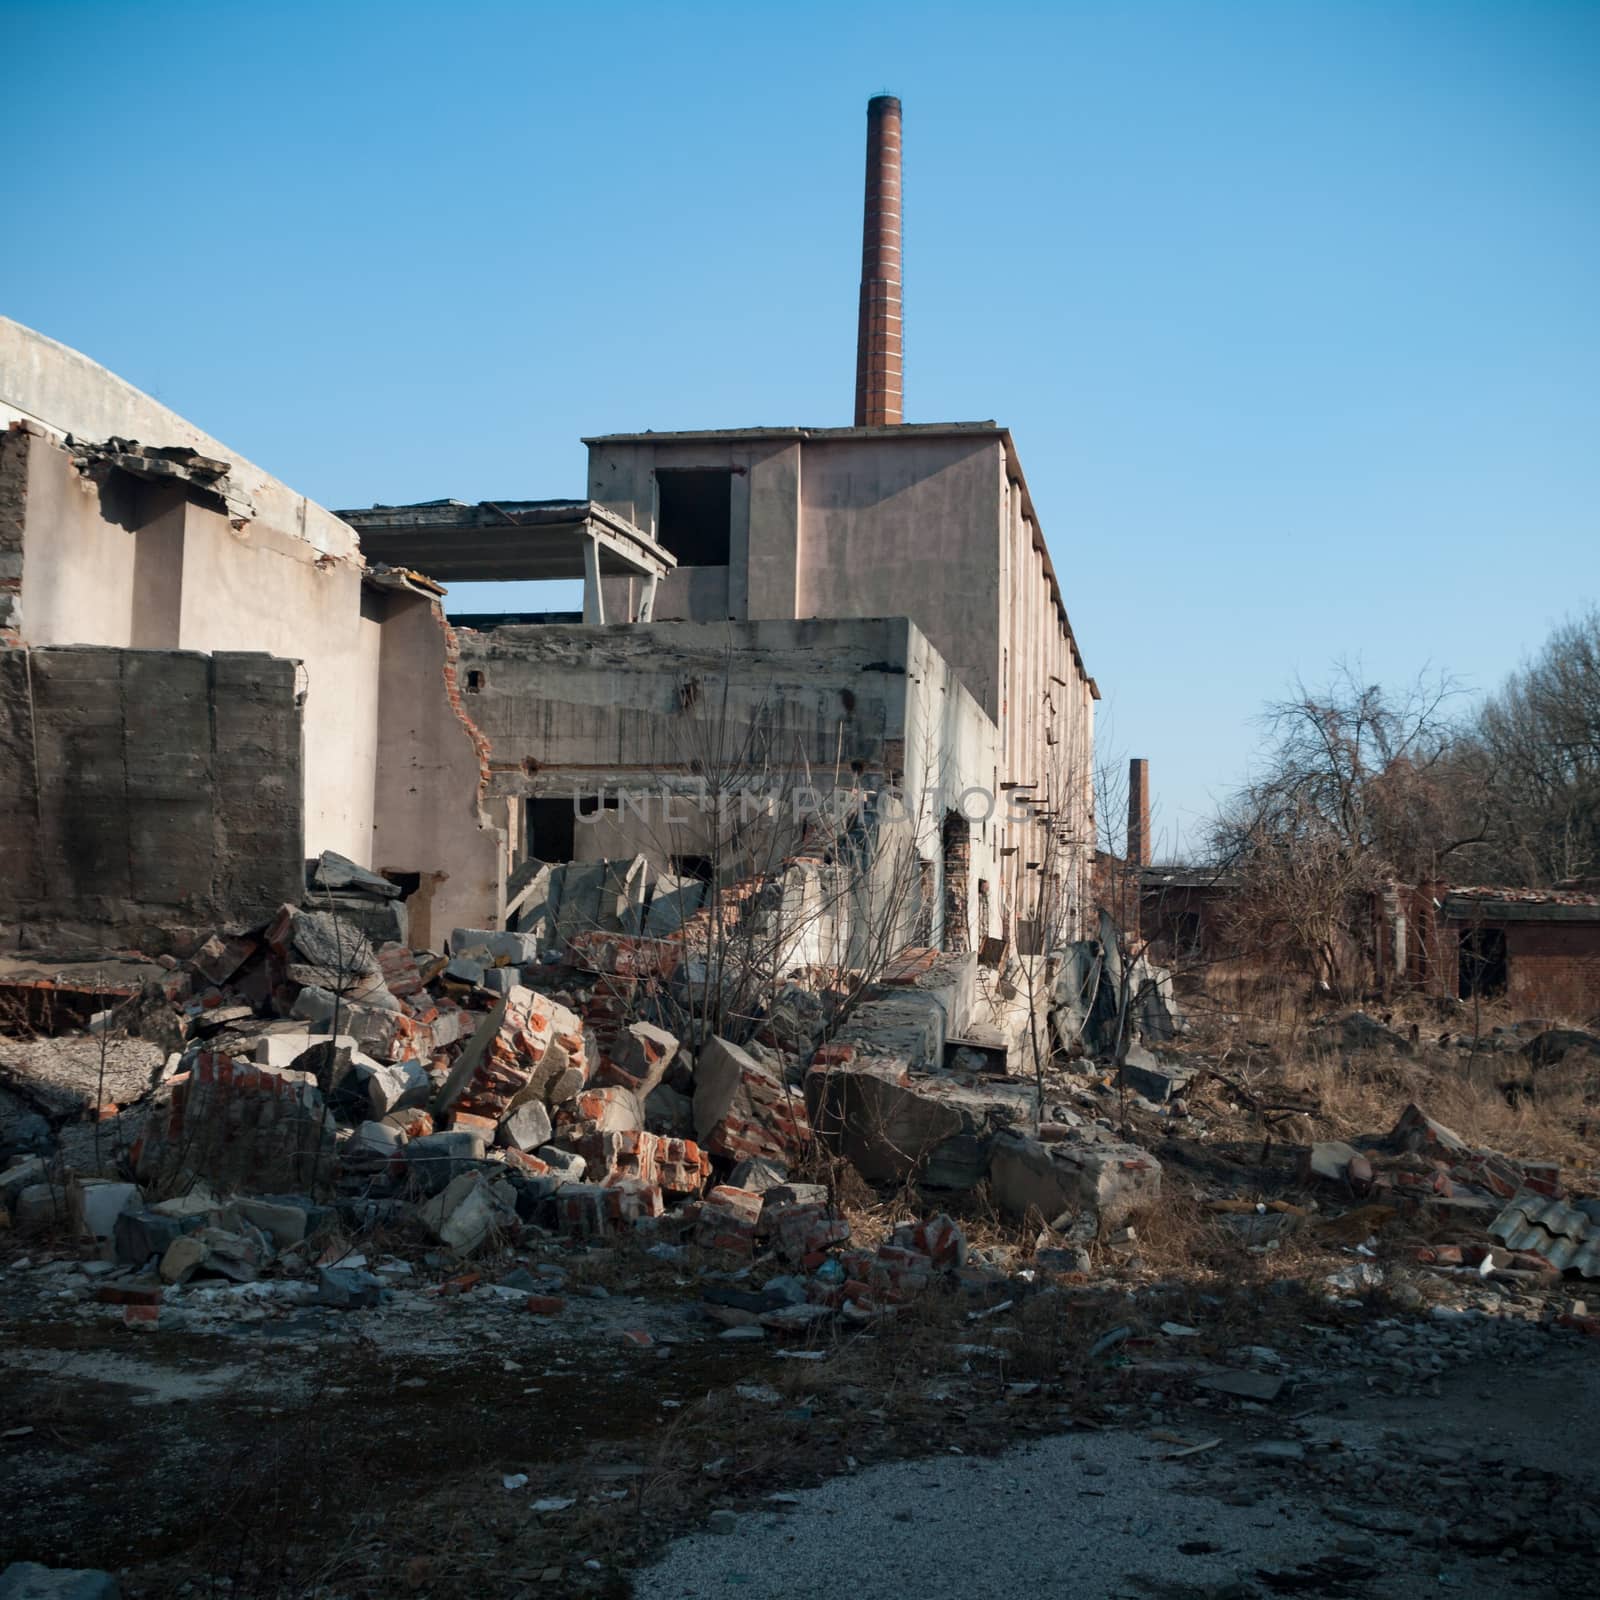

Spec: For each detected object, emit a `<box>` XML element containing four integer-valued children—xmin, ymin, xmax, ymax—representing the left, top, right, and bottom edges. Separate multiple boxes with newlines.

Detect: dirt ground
<box><xmin>3</xmin><ymin>1218</ymin><xmax>1596</xmax><ymax>1599</ymax></box>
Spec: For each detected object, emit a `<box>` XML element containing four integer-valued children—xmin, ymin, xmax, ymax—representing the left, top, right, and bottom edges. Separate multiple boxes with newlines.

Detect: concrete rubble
<box><xmin>4</xmin><ymin>871</ymin><xmax>1599</xmax><ymax>1600</ymax></box>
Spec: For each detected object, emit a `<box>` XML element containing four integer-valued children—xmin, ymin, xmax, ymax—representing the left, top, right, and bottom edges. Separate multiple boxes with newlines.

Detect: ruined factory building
<box><xmin>2</xmin><ymin>92</ymin><xmax>1096</xmax><ymax>964</ymax></box>
<box><xmin>0</xmin><ymin>318</ymin><xmax>1096</xmax><ymax>963</ymax></box>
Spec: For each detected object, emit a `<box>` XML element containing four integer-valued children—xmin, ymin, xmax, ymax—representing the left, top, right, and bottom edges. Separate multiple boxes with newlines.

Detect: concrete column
<box><xmin>582</xmin><ymin>537</ymin><xmax>605</xmax><ymax>624</ymax></box>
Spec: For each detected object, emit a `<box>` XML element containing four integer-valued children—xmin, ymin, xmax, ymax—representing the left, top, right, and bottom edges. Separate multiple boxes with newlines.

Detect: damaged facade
<box><xmin>1</xmin><ymin>91</ymin><xmax>1097</xmax><ymax>968</ymax></box>
<box><xmin>0</xmin><ymin>97</ymin><xmax>1143</xmax><ymax>1338</ymax></box>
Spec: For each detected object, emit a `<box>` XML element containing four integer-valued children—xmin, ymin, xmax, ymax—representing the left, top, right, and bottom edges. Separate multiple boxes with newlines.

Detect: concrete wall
<box><xmin>369</xmin><ymin>592</ymin><xmax>503</xmax><ymax>952</ymax></box>
<box><xmin>450</xmin><ymin>616</ymin><xmax>1001</xmax><ymax>951</ymax></box>
<box><xmin>2</xmin><ymin>318</ymin><xmax>382</xmax><ymax>865</ymax></box>
<box><xmin>0</xmin><ymin>645</ymin><xmax>303</xmax><ymax>950</ymax></box>
<box><xmin>587</xmin><ymin>430</ymin><xmax>1096</xmax><ymax>943</ymax></box>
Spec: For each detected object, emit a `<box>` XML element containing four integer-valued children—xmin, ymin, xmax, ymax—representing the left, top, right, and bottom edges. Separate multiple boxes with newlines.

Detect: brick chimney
<box><xmin>1127</xmin><ymin>758</ymin><xmax>1151</xmax><ymax>867</ymax></box>
<box><xmin>854</xmin><ymin>94</ymin><xmax>903</xmax><ymax>427</ymax></box>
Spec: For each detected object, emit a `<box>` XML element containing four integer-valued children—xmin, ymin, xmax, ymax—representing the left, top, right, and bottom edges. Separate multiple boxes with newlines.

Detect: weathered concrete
<box><xmin>806</xmin><ymin>1058</ymin><xmax>1036</xmax><ymax>1188</ymax></box>
<box><xmin>1</xmin><ymin>322</ymin><xmax>379</xmax><ymax>864</ymax></box>
<box><xmin>456</xmin><ymin>616</ymin><xmax>1002</xmax><ymax>951</ymax></box>
<box><xmin>586</xmin><ymin>425</ymin><xmax>1098</xmax><ymax>944</ymax></box>
<box><xmin>0</xmin><ymin>646</ymin><xmax>303</xmax><ymax>947</ymax></box>
<box><xmin>987</xmin><ymin>1129</ymin><xmax>1161</xmax><ymax>1228</ymax></box>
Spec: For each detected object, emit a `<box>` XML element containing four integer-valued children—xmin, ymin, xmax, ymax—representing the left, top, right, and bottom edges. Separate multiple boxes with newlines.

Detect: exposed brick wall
<box><xmin>0</xmin><ymin>645</ymin><xmax>303</xmax><ymax>951</ymax></box>
<box><xmin>434</xmin><ymin>604</ymin><xmax>493</xmax><ymax>816</ymax></box>
<box><xmin>1094</xmin><ymin>850</ymin><xmax>1141</xmax><ymax>940</ymax></box>
<box><xmin>1506</xmin><ymin>923</ymin><xmax>1600</xmax><ymax>1022</ymax></box>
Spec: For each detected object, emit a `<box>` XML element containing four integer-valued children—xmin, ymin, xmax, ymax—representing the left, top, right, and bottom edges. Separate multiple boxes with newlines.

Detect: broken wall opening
<box><xmin>1460</xmin><ymin>926</ymin><xmax>1508</xmax><ymax>999</ymax></box>
<box><xmin>941</xmin><ymin>810</ymin><xmax>970</xmax><ymax>954</ymax></box>
<box><xmin>526</xmin><ymin>796</ymin><xmax>577</xmax><ymax>864</ymax></box>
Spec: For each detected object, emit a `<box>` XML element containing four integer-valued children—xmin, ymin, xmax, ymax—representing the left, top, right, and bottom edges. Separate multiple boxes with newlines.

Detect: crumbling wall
<box><xmin>0</xmin><ymin>645</ymin><xmax>304</xmax><ymax>950</ymax></box>
<box><xmin>370</xmin><ymin>591</ymin><xmax>503</xmax><ymax>951</ymax></box>
<box><xmin>461</xmin><ymin>617</ymin><xmax>915</xmax><ymax>818</ymax></box>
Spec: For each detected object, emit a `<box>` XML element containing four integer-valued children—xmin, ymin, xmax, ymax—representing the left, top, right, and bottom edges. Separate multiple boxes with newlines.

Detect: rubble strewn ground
<box><xmin>3</xmin><ymin>857</ymin><xmax>1598</xmax><ymax>1597</ymax></box>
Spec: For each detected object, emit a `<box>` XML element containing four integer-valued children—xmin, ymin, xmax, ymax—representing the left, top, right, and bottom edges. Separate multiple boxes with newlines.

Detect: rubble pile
<box><xmin>2</xmin><ymin>854</ymin><xmax>1157</xmax><ymax>1335</ymax></box>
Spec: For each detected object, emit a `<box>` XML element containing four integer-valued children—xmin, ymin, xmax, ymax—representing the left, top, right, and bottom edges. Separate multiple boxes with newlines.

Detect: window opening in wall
<box><xmin>1460</xmin><ymin>926</ymin><xmax>1508</xmax><ymax>999</ymax></box>
<box><xmin>465</xmin><ymin>669</ymin><xmax>485</xmax><ymax>693</ymax></box>
<box><xmin>656</xmin><ymin>469</ymin><xmax>732</xmax><ymax>566</ymax></box>
<box><xmin>526</xmin><ymin>797</ymin><xmax>577</xmax><ymax>863</ymax></box>
<box><xmin>672</xmin><ymin>854</ymin><xmax>715</xmax><ymax>883</ymax></box>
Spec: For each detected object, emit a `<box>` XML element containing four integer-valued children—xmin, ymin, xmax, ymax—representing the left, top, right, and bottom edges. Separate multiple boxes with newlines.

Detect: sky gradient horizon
<box><xmin>4</xmin><ymin>1</ymin><xmax>1595</xmax><ymax>859</ymax></box>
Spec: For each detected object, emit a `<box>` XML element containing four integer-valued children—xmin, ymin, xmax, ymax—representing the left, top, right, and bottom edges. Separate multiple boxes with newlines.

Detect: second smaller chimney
<box><xmin>1127</xmin><ymin>758</ymin><xmax>1151</xmax><ymax>867</ymax></box>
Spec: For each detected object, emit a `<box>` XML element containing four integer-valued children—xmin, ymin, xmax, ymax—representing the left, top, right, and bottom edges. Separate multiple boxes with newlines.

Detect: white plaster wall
<box><xmin>173</xmin><ymin>502</ymin><xmax>377</xmax><ymax>862</ymax></box>
<box><xmin>14</xmin><ymin>431</ymin><xmax>139</xmax><ymax>647</ymax></box>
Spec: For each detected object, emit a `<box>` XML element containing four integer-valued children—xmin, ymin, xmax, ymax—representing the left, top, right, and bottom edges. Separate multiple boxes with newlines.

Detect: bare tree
<box><xmin>1210</xmin><ymin>663</ymin><xmax>1475</xmax><ymax>997</ymax></box>
<box><xmin>1447</xmin><ymin>606</ymin><xmax>1600</xmax><ymax>886</ymax></box>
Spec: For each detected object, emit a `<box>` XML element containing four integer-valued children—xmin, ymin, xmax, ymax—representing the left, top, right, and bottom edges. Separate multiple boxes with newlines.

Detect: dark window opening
<box><xmin>465</xmin><ymin>669</ymin><xmax>485</xmax><ymax>693</ymax></box>
<box><xmin>672</xmin><ymin>854</ymin><xmax>715</xmax><ymax>883</ymax></box>
<box><xmin>656</xmin><ymin>469</ymin><xmax>732</xmax><ymax>566</ymax></box>
<box><xmin>577</xmin><ymin>794</ymin><xmax>620</xmax><ymax>817</ymax></box>
<box><xmin>527</xmin><ymin>797</ymin><xmax>577</xmax><ymax>863</ymax></box>
<box><xmin>941</xmin><ymin>811</ymin><xmax>971</xmax><ymax>955</ymax></box>
<box><xmin>1460</xmin><ymin>927</ymin><xmax>1507</xmax><ymax>999</ymax></box>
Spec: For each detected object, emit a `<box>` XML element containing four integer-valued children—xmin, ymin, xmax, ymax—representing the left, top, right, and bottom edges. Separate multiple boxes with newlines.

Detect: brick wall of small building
<box><xmin>1505</xmin><ymin>922</ymin><xmax>1600</xmax><ymax>1022</ymax></box>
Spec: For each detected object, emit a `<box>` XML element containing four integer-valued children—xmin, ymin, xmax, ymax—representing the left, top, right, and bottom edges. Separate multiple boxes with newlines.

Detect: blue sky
<box><xmin>4</xmin><ymin>1</ymin><xmax>1595</xmax><ymax>857</ymax></box>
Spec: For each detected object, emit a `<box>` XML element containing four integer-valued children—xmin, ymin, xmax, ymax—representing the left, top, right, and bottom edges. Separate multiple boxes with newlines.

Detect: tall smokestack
<box><xmin>1127</xmin><ymin>758</ymin><xmax>1151</xmax><ymax>868</ymax></box>
<box><xmin>854</xmin><ymin>94</ymin><xmax>903</xmax><ymax>427</ymax></box>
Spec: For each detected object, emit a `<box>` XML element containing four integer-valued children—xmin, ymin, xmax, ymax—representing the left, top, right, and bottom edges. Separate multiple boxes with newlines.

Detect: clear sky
<box><xmin>4</xmin><ymin>1</ymin><xmax>1595</xmax><ymax>857</ymax></box>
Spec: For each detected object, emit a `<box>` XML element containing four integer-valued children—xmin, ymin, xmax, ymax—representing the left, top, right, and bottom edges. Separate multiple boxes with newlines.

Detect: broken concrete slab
<box><xmin>694</xmin><ymin>1036</ymin><xmax>809</xmax><ymax>1164</ymax></box>
<box><xmin>805</xmin><ymin>1057</ymin><xmax>1035</xmax><ymax>1187</ymax></box>
<box><xmin>598</xmin><ymin>1021</ymin><xmax>679</xmax><ymax>1099</ymax></box>
<box><xmin>499</xmin><ymin>1099</ymin><xmax>554</xmax><ymax>1153</ymax></box>
<box><xmin>317</xmin><ymin>1265</ymin><xmax>383</xmax><ymax>1308</ymax></box>
<box><xmin>729</xmin><ymin>1155</ymin><xmax>788</xmax><ymax>1193</ymax></box>
<box><xmin>643</xmin><ymin>875</ymin><xmax>704</xmax><ymax>937</ymax></box>
<box><xmin>310</xmin><ymin>893</ymin><xmax>408</xmax><ymax>950</ymax></box>
<box><xmin>1117</xmin><ymin>1045</ymin><xmax>1192</xmax><ymax>1105</ymax></box>
<box><xmin>644</xmin><ymin>1082</ymin><xmax>694</xmax><ymax>1138</ymax></box>
<box><xmin>417</xmin><ymin>1170</ymin><xmax>516</xmax><ymax>1255</ymax></box>
<box><xmin>360</xmin><ymin>1056</ymin><xmax>431</xmax><ymax>1118</ymax></box>
<box><xmin>310</xmin><ymin>850</ymin><xmax>401</xmax><ymax>899</ymax></box>
<box><xmin>987</xmin><ymin>1129</ymin><xmax>1161</xmax><ymax>1228</ymax></box>
<box><xmin>70</xmin><ymin>1179</ymin><xmax>141</xmax><ymax>1244</ymax></box>
<box><xmin>112</xmin><ymin>1209</ymin><xmax>198</xmax><ymax>1265</ymax></box>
